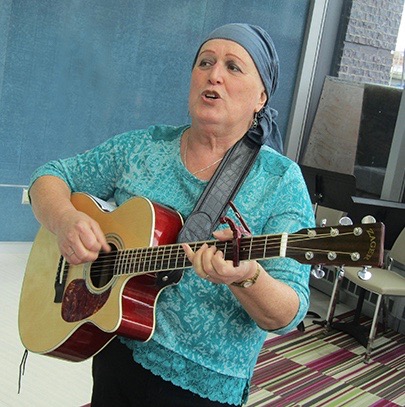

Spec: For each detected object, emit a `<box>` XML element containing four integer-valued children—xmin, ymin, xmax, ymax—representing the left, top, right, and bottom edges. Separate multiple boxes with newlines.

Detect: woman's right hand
<box><xmin>29</xmin><ymin>176</ymin><xmax>110</xmax><ymax>265</ymax></box>
<box><xmin>54</xmin><ymin>208</ymin><xmax>111</xmax><ymax>265</ymax></box>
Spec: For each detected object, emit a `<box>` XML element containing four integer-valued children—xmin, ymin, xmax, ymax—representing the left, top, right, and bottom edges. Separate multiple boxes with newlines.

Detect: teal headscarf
<box><xmin>193</xmin><ymin>23</ymin><xmax>283</xmax><ymax>153</ymax></box>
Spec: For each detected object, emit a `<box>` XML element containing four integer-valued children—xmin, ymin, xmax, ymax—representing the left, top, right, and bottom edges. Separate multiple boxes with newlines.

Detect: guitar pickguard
<box><xmin>62</xmin><ymin>279</ymin><xmax>111</xmax><ymax>322</ymax></box>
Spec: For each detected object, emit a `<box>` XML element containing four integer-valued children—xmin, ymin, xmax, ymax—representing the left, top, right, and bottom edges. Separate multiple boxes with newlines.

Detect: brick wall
<box><xmin>338</xmin><ymin>0</ymin><xmax>404</xmax><ymax>85</ymax></box>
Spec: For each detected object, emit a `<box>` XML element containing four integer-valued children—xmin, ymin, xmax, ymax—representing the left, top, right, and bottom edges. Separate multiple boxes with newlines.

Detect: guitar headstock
<box><xmin>286</xmin><ymin>222</ymin><xmax>385</xmax><ymax>267</ymax></box>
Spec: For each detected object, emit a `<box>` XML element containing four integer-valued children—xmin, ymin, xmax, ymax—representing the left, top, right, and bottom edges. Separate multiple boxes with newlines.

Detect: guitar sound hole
<box><xmin>90</xmin><ymin>244</ymin><xmax>117</xmax><ymax>289</ymax></box>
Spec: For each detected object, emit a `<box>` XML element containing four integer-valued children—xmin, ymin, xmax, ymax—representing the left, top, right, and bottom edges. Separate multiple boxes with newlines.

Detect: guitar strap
<box><xmin>157</xmin><ymin>134</ymin><xmax>261</xmax><ymax>286</ymax></box>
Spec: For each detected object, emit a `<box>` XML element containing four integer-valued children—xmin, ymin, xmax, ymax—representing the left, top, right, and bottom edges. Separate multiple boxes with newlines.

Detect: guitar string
<box><xmin>84</xmin><ymin>235</ymin><xmax>338</xmax><ymax>270</ymax></box>
<box><xmin>84</xmin><ymin>231</ymin><xmax>359</xmax><ymax>267</ymax></box>
<box><xmin>76</xmin><ymin>231</ymin><xmax>361</xmax><ymax>279</ymax></box>
<box><xmin>85</xmin><ymin>241</ymin><xmax>360</xmax><ymax>271</ymax></box>
<box><xmin>87</xmin><ymin>231</ymin><xmax>355</xmax><ymax>263</ymax></box>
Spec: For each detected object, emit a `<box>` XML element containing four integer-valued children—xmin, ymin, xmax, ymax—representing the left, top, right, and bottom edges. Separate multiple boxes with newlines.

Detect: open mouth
<box><xmin>203</xmin><ymin>91</ymin><xmax>220</xmax><ymax>100</ymax></box>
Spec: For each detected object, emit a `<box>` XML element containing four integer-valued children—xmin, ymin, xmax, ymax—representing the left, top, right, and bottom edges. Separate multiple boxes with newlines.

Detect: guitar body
<box><xmin>18</xmin><ymin>193</ymin><xmax>183</xmax><ymax>361</ymax></box>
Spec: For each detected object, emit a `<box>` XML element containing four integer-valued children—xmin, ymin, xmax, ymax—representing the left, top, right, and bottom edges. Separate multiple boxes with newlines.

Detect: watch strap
<box><xmin>231</xmin><ymin>263</ymin><xmax>261</xmax><ymax>288</ymax></box>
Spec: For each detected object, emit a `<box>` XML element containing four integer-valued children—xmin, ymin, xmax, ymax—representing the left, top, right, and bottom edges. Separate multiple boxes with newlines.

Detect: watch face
<box><xmin>242</xmin><ymin>281</ymin><xmax>253</xmax><ymax>288</ymax></box>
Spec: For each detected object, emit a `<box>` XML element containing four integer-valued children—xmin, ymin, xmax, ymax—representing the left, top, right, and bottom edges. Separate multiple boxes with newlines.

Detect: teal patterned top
<box><xmin>30</xmin><ymin>125</ymin><xmax>315</xmax><ymax>405</ymax></box>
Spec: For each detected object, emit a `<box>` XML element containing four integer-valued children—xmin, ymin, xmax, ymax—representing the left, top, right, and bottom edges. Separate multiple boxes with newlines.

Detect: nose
<box><xmin>208</xmin><ymin>64</ymin><xmax>224</xmax><ymax>84</ymax></box>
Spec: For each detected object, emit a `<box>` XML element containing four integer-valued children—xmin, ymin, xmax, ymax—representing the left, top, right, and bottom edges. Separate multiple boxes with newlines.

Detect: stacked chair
<box><xmin>325</xmin><ymin>227</ymin><xmax>405</xmax><ymax>362</ymax></box>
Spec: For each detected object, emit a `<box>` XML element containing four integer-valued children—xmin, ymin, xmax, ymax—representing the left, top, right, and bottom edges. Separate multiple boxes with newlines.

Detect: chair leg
<box><xmin>325</xmin><ymin>267</ymin><xmax>345</xmax><ymax>330</ymax></box>
<box><xmin>365</xmin><ymin>294</ymin><xmax>383</xmax><ymax>363</ymax></box>
<box><xmin>381</xmin><ymin>297</ymin><xmax>389</xmax><ymax>331</ymax></box>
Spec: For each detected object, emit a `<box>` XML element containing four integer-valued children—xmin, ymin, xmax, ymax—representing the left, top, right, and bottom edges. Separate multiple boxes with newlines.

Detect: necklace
<box><xmin>183</xmin><ymin>133</ymin><xmax>224</xmax><ymax>176</ymax></box>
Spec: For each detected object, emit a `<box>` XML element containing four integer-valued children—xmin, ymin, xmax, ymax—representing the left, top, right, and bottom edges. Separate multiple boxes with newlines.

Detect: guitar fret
<box><xmin>174</xmin><ymin>245</ymin><xmax>182</xmax><ymax>269</ymax></box>
<box><xmin>142</xmin><ymin>248</ymin><xmax>148</xmax><ymax>273</ymax></box>
<box><xmin>118</xmin><ymin>250</ymin><xmax>125</xmax><ymax>276</ymax></box>
<box><xmin>166</xmin><ymin>245</ymin><xmax>173</xmax><ymax>270</ymax></box>
<box><xmin>158</xmin><ymin>246</ymin><xmax>166</xmax><ymax>272</ymax></box>
<box><xmin>126</xmin><ymin>250</ymin><xmax>133</xmax><ymax>275</ymax></box>
<box><xmin>124</xmin><ymin>250</ymin><xmax>130</xmax><ymax>275</ymax></box>
<box><xmin>136</xmin><ymin>248</ymin><xmax>143</xmax><ymax>274</ymax></box>
<box><xmin>115</xmin><ymin>252</ymin><xmax>122</xmax><ymax>276</ymax></box>
<box><xmin>247</xmin><ymin>236</ymin><xmax>253</xmax><ymax>260</ymax></box>
<box><xmin>148</xmin><ymin>248</ymin><xmax>153</xmax><ymax>271</ymax></box>
<box><xmin>179</xmin><ymin>244</ymin><xmax>189</xmax><ymax>269</ymax></box>
<box><xmin>143</xmin><ymin>248</ymin><xmax>149</xmax><ymax>273</ymax></box>
<box><xmin>168</xmin><ymin>246</ymin><xmax>176</xmax><ymax>270</ymax></box>
<box><xmin>146</xmin><ymin>247</ymin><xmax>153</xmax><ymax>272</ymax></box>
<box><xmin>153</xmin><ymin>247</ymin><xmax>159</xmax><ymax>272</ymax></box>
<box><xmin>141</xmin><ymin>248</ymin><xmax>147</xmax><ymax>273</ymax></box>
<box><xmin>118</xmin><ymin>250</ymin><xmax>126</xmax><ymax>276</ymax></box>
<box><xmin>154</xmin><ymin>247</ymin><xmax>161</xmax><ymax>272</ymax></box>
<box><xmin>112</xmin><ymin>252</ymin><xmax>119</xmax><ymax>276</ymax></box>
<box><xmin>124</xmin><ymin>249</ymin><xmax>132</xmax><ymax>275</ymax></box>
<box><xmin>133</xmin><ymin>250</ymin><xmax>139</xmax><ymax>273</ymax></box>
<box><xmin>129</xmin><ymin>249</ymin><xmax>136</xmax><ymax>274</ymax></box>
<box><xmin>170</xmin><ymin>245</ymin><xmax>179</xmax><ymax>270</ymax></box>
<box><xmin>263</xmin><ymin>235</ymin><xmax>268</xmax><ymax>259</ymax></box>
<box><xmin>222</xmin><ymin>241</ymin><xmax>228</xmax><ymax>260</ymax></box>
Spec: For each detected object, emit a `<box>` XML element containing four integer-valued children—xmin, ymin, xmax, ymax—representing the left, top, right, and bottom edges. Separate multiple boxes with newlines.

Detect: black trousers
<box><xmin>91</xmin><ymin>338</ymin><xmax>238</xmax><ymax>407</ymax></box>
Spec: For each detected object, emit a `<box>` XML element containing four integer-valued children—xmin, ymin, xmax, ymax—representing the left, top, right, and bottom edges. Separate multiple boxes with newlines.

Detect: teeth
<box><xmin>205</xmin><ymin>93</ymin><xmax>217</xmax><ymax>99</ymax></box>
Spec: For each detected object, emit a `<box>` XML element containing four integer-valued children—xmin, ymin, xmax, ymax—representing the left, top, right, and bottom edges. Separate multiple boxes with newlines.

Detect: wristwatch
<box><xmin>231</xmin><ymin>264</ymin><xmax>261</xmax><ymax>288</ymax></box>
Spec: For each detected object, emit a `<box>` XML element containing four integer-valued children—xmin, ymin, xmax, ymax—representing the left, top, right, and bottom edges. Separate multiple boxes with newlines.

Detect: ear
<box><xmin>255</xmin><ymin>90</ymin><xmax>267</xmax><ymax>112</ymax></box>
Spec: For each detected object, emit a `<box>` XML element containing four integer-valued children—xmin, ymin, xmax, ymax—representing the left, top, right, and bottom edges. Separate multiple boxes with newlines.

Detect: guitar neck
<box><xmin>113</xmin><ymin>236</ymin><xmax>277</xmax><ymax>276</ymax></box>
<box><xmin>100</xmin><ymin>223</ymin><xmax>384</xmax><ymax>277</ymax></box>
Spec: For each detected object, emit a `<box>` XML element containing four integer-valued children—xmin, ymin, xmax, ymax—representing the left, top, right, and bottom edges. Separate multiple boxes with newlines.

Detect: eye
<box><xmin>227</xmin><ymin>62</ymin><xmax>242</xmax><ymax>73</ymax></box>
<box><xmin>198</xmin><ymin>58</ymin><xmax>214</xmax><ymax>68</ymax></box>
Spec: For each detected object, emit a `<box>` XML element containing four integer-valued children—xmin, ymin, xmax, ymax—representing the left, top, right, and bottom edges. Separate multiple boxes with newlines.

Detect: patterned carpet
<box><xmin>247</xmin><ymin>312</ymin><xmax>405</xmax><ymax>406</ymax></box>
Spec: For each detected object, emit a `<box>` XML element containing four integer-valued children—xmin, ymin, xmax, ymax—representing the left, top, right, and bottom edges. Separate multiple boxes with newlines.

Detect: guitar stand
<box><xmin>329</xmin><ymin>287</ymin><xmax>370</xmax><ymax>348</ymax></box>
<box><xmin>314</xmin><ymin>265</ymin><xmax>371</xmax><ymax>344</ymax></box>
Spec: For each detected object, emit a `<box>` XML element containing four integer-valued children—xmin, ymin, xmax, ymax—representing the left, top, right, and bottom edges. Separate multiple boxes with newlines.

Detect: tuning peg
<box><xmin>311</xmin><ymin>265</ymin><xmax>325</xmax><ymax>279</ymax></box>
<box><xmin>361</xmin><ymin>215</ymin><xmax>377</xmax><ymax>224</ymax></box>
<box><xmin>358</xmin><ymin>265</ymin><xmax>372</xmax><ymax>281</ymax></box>
<box><xmin>336</xmin><ymin>265</ymin><xmax>345</xmax><ymax>278</ymax></box>
<box><xmin>339</xmin><ymin>216</ymin><xmax>353</xmax><ymax>226</ymax></box>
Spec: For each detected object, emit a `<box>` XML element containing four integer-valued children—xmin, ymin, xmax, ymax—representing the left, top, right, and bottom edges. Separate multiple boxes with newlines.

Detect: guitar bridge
<box><xmin>54</xmin><ymin>255</ymin><xmax>69</xmax><ymax>303</ymax></box>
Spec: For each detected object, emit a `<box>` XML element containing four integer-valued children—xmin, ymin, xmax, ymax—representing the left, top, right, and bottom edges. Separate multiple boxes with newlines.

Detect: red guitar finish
<box><xmin>19</xmin><ymin>193</ymin><xmax>183</xmax><ymax>361</ymax></box>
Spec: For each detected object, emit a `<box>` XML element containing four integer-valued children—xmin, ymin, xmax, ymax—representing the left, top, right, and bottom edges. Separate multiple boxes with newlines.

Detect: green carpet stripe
<box><xmin>303</xmin><ymin>384</ymin><xmax>381</xmax><ymax>407</ymax></box>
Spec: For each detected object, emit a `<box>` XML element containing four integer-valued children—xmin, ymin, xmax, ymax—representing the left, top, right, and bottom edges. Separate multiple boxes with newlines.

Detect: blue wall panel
<box><xmin>0</xmin><ymin>188</ymin><xmax>39</xmax><ymax>241</ymax></box>
<box><xmin>0</xmin><ymin>0</ymin><xmax>310</xmax><ymax>241</ymax></box>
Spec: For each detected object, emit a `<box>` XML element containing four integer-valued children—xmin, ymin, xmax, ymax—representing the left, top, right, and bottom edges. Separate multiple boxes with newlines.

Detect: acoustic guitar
<box><xmin>18</xmin><ymin>193</ymin><xmax>385</xmax><ymax>362</ymax></box>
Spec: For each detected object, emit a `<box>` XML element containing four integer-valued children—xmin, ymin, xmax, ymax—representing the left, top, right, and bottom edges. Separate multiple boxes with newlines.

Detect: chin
<box><xmin>192</xmin><ymin>111</ymin><xmax>223</xmax><ymax>126</ymax></box>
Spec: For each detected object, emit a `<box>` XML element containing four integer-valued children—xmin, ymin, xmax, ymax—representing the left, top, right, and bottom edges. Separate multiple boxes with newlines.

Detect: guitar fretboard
<box><xmin>107</xmin><ymin>234</ymin><xmax>286</xmax><ymax>276</ymax></box>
